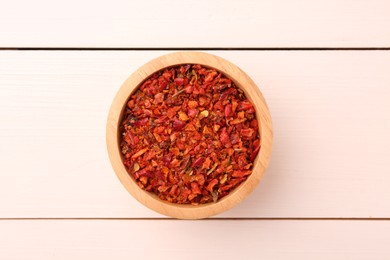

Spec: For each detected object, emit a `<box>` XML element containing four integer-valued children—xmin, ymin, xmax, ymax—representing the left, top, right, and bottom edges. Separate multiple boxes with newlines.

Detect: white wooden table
<box><xmin>1</xmin><ymin>0</ymin><xmax>390</xmax><ymax>259</ymax></box>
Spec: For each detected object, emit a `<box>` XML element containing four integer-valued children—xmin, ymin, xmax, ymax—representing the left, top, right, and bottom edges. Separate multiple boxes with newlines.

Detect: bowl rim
<box><xmin>106</xmin><ymin>51</ymin><xmax>273</xmax><ymax>219</ymax></box>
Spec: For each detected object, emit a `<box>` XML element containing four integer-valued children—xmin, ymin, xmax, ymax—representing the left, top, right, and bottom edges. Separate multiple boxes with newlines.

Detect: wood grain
<box><xmin>1</xmin><ymin>219</ymin><xmax>390</xmax><ymax>259</ymax></box>
<box><xmin>1</xmin><ymin>0</ymin><xmax>390</xmax><ymax>48</ymax></box>
<box><xmin>0</xmin><ymin>51</ymin><xmax>389</xmax><ymax>218</ymax></box>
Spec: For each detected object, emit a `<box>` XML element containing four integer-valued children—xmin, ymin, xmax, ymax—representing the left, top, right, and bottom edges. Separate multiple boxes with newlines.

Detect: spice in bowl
<box><xmin>120</xmin><ymin>64</ymin><xmax>260</xmax><ymax>205</ymax></box>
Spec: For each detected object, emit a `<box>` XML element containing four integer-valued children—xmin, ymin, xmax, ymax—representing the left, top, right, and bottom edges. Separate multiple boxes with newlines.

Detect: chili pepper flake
<box><xmin>120</xmin><ymin>64</ymin><xmax>260</xmax><ymax>205</ymax></box>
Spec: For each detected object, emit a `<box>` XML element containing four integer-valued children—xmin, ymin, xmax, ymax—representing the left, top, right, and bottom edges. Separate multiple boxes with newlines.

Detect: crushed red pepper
<box><xmin>120</xmin><ymin>64</ymin><xmax>260</xmax><ymax>205</ymax></box>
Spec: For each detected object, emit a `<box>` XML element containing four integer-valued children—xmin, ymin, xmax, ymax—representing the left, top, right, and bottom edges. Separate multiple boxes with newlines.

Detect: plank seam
<box><xmin>1</xmin><ymin>47</ymin><xmax>390</xmax><ymax>51</ymax></box>
<box><xmin>1</xmin><ymin>218</ymin><xmax>390</xmax><ymax>221</ymax></box>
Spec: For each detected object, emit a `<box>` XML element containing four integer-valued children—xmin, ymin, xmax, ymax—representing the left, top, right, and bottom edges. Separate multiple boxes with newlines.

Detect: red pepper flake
<box><xmin>240</xmin><ymin>128</ymin><xmax>255</xmax><ymax>138</ymax></box>
<box><xmin>178</xmin><ymin>111</ymin><xmax>189</xmax><ymax>121</ymax></box>
<box><xmin>220</xmin><ymin>127</ymin><xmax>232</xmax><ymax>148</ymax></box>
<box><xmin>154</xmin><ymin>93</ymin><xmax>164</xmax><ymax>103</ymax></box>
<box><xmin>232</xmin><ymin>170</ymin><xmax>252</xmax><ymax>178</ymax></box>
<box><xmin>206</xmin><ymin>179</ymin><xmax>219</xmax><ymax>192</ymax></box>
<box><xmin>192</xmin><ymin>157</ymin><xmax>205</xmax><ymax>168</ymax></box>
<box><xmin>225</xmin><ymin>104</ymin><xmax>233</xmax><ymax>118</ymax></box>
<box><xmin>187</xmin><ymin>108</ymin><xmax>198</xmax><ymax>118</ymax></box>
<box><xmin>174</xmin><ymin>77</ymin><xmax>185</xmax><ymax>86</ymax></box>
<box><xmin>188</xmin><ymin>100</ymin><xmax>199</xmax><ymax>108</ymax></box>
<box><xmin>191</xmin><ymin>182</ymin><xmax>202</xmax><ymax>194</ymax></box>
<box><xmin>120</xmin><ymin>64</ymin><xmax>260</xmax><ymax>205</ymax></box>
<box><xmin>131</xmin><ymin>148</ymin><xmax>148</xmax><ymax>159</ymax></box>
<box><xmin>173</xmin><ymin>118</ymin><xmax>186</xmax><ymax>131</ymax></box>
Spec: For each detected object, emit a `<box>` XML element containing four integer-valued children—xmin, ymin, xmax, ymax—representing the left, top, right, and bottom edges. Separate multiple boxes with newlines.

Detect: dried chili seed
<box><xmin>199</xmin><ymin>110</ymin><xmax>209</xmax><ymax>119</ymax></box>
<box><xmin>120</xmin><ymin>64</ymin><xmax>260</xmax><ymax>204</ymax></box>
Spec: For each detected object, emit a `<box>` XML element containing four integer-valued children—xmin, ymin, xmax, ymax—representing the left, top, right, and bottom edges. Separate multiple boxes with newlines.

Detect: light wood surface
<box><xmin>1</xmin><ymin>0</ymin><xmax>390</xmax><ymax>48</ymax></box>
<box><xmin>2</xmin><ymin>0</ymin><xmax>390</xmax><ymax>256</ymax></box>
<box><xmin>1</xmin><ymin>220</ymin><xmax>390</xmax><ymax>259</ymax></box>
<box><xmin>106</xmin><ymin>52</ymin><xmax>273</xmax><ymax>219</ymax></box>
<box><xmin>1</xmin><ymin>51</ymin><xmax>389</xmax><ymax>218</ymax></box>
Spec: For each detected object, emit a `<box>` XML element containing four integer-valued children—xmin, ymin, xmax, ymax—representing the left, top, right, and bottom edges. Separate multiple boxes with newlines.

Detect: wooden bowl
<box><xmin>106</xmin><ymin>52</ymin><xmax>273</xmax><ymax>219</ymax></box>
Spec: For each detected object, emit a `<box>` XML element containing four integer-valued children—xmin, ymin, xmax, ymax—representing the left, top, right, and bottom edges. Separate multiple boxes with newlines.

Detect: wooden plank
<box><xmin>0</xmin><ymin>51</ymin><xmax>389</xmax><ymax>218</ymax></box>
<box><xmin>0</xmin><ymin>220</ymin><xmax>389</xmax><ymax>259</ymax></box>
<box><xmin>1</xmin><ymin>0</ymin><xmax>390</xmax><ymax>48</ymax></box>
